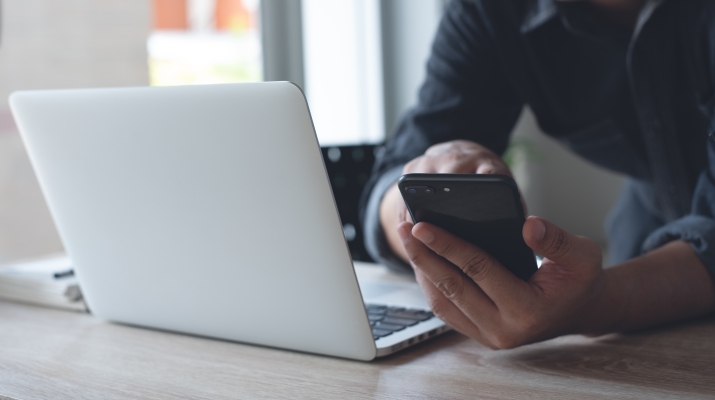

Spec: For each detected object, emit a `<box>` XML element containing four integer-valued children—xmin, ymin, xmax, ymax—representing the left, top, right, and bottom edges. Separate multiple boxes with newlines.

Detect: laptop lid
<box><xmin>10</xmin><ymin>82</ymin><xmax>377</xmax><ymax>360</ymax></box>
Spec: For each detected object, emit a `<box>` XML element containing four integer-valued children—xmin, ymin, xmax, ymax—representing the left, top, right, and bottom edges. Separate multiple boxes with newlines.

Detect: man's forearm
<box><xmin>583</xmin><ymin>240</ymin><xmax>715</xmax><ymax>335</ymax></box>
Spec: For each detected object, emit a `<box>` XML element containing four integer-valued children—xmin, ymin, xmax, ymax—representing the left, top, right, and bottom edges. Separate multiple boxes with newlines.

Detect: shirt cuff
<box><xmin>642</xmin><ymin>215</ymin><xmax>715</xmax><ymax>280</ymax></box>
<box><xmin>363</xmin><ymin>164</ymin><xmax>413</xmax><ymax>274</ymax></box>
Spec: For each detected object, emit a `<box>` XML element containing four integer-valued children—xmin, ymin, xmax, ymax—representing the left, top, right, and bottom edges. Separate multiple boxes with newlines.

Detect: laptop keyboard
<box><xmin>366</xmin><ymin>304</ymin><xmax>435</xmax><ymax>340</ymax></box>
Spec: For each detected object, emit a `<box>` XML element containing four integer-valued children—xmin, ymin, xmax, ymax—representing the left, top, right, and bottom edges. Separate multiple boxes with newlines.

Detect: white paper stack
<box><xmin>0</xmin><ymin>253</ymin><xmax>88</xmax><ymax>312</ymax></box>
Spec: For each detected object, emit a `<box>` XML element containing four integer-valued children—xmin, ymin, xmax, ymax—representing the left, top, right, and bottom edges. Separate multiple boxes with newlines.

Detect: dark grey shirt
<box><xmin>360</xmin><ymin>0</ymin><xmax>715</xmax><ymax>280</ymax></box>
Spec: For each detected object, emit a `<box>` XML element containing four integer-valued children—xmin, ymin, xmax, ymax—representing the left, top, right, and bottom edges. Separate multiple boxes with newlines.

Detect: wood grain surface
<box><xmin>1</xmin><ymin>295</ymin><xmax>715</xmax><ymax>399</ymax></box>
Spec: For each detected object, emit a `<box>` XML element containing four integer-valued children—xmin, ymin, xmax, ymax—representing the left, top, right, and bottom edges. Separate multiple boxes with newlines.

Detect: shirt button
<box><xmin>652</xmin><ymin>119</ymin><xmax>662</xmax><ymax>130</ymax></box>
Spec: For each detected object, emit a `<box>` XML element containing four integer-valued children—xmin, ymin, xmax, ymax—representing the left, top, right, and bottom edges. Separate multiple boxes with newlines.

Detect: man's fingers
<box><xmin>522</xmin><ymin>216</ymin><xmax>601</xmax><ymax>269</ymax></box>
<box><xmin>413</xmin><ymin>269</ymin><xmax>497</xmax><ymax>349</ymax></box>
<box><xmin>432</xmin><ymin>154</ymin><xmax>510</xmax><ymax>176</ymax></box>
<box><xmin>476</xmin><ymin>161</ymin><xmax>511</xmax><ymax>176</ymax></box>
<box><xmin>397</xmin><ymin>222</ymin><xmax>499</xmax><ymax>325</ymax></box>
<box><xmin>403</xmin><ymin>156</ymin><xmax>437</xmax><ymax>174</ymax></box>
<box><xmin>419</xmin><ymin>140</ymin><xmax>511</xmax><ymax>176</ymax></box>
<box><xmin>411</xmin><ymin>222</ymin><xmax>531</xmax><ymax>305</ymax></box>
<box><xmin>436</xmin><ymin>161</ymin><xmax>478</xmax><ymax>174</ymax></box>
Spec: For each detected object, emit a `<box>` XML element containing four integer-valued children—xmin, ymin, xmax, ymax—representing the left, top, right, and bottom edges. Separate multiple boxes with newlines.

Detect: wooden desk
<box><xmin>1</xmin><ymin>264</ymin><xmax>714</xmax><ymax>399</ymax></box>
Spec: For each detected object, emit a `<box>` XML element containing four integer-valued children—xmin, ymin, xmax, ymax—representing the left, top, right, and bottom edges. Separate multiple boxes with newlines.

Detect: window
<box><xmin>148</xmin><ymin>0</ymin><xmax>262</xmax><ymax>86</ymax></box>
<box><xmin>301</xmin><ymin>0</ymin><xmax>384</xmax><ymax>146</ymax></box>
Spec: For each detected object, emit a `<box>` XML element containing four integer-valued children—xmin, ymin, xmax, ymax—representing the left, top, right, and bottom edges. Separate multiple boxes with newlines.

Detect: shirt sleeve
<box><xmin>642</xmin><ymin>141</ymin><xmax>715</xmax><ymax>280</ymax></box>
<box><xmin>642</xmin><ymin>14</ymin><xmax>715</xmax><ymax>280</ymax></box>
<box><xmin>359</xmin><ymin>0</ymin><xmax>524</xmax><ymax>272</ymax></box>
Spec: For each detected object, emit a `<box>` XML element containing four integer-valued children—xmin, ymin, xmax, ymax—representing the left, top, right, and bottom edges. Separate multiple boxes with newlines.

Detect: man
<box><xmin>360</xmin><ymin>0</ymin><xmax>715</xmax><ymax>349</ymax></box>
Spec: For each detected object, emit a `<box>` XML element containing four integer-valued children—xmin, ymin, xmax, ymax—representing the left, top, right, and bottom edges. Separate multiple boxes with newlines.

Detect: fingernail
<box><xmin>397</xmin><ymin>225</ymin><xmax>410</xmax><ymax>244</ymax></box>
<box><xmin>413</xmin><ymin>225</ymin><xmax>434</xmax><ymax>244</ymax></box>
<box><xmin>531</xmin><ymin>218</ymin><xmax>546</xmax><ymax>242</ymax></box>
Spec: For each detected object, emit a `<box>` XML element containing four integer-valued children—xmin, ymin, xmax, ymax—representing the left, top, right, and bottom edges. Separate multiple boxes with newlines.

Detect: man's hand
<box><xmin>397</xmin><ymin>216</ymin><xmax>608</xmax><ymax>349</ymax></box>
<box><xmin>380</xmin><ymin>140</ymin><xmax>515</xmax><ymax>263</ymax></box>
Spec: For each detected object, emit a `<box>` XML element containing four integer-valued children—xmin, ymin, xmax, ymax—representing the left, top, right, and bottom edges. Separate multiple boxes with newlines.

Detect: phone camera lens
<box><xmin>424</xmin><ymin>188</ymin><xmax>434</xmax><ymax>194</ymax></box>
<box><xmin>407</xmin><ymin>187</ymin><xmax>417</xmax><ymax>194</ymax></box>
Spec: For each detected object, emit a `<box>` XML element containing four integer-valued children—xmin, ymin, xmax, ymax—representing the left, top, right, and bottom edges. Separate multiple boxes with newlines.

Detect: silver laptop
<box><xmin>9</xmin><ymin>82</ymin><xmax>449</xmax><ymax>360</ymax></box>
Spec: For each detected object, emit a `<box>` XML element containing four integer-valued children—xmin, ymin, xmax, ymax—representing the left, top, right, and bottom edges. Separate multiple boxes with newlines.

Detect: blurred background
<box><xmin>0</xmin><ymin>0</ymin><xmax>624</xmax><ymax>264</ymax></box>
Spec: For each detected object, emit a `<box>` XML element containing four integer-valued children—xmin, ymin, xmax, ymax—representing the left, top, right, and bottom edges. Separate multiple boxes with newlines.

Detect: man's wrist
<box><xmin>363</xmin><ymin>165</ymin><xmax>413</xmax><ymax>272</ymax></box>
<box><xmin>379</xmin><ymin>183</ymin><xmax>409</xmax><ymax>263</ymax></box>
<box><xmin>571</xmin><ymin>267</ymin><xmax>630</xmax><ymax>336</ymax></box>
<box><xmin>572</xmin><ymin>240</ymin><xmax>715</xmax><ymax>336</ymax></box>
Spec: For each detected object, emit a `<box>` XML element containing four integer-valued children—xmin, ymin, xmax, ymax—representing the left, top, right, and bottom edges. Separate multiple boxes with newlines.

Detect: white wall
<box><xmin>510</xmin><ymin>109</ymin><xmax>625</xmax><ymax>249</ymax></box>
<box><xmin>302</xmin><ymin>0</ymin><xmax>385</xmax><ymax>146</ymax></box>
<box><xmin>0</xmin><ymin>0</ymin><xmax>151</xmax><ymax>263</ymax></box>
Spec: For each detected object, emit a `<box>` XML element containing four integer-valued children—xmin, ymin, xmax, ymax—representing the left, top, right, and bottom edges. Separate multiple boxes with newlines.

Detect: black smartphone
<box><xmin>398</xmin><ymin>173</ymin><xmax>537</xmax><ymax>281</ymax></box>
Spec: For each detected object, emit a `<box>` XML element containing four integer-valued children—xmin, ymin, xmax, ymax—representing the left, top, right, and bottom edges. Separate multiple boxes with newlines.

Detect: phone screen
<box><xmin>399</xmin><ymin>174</ymin><xmax>537</xmax><ymax>281</ymax></box>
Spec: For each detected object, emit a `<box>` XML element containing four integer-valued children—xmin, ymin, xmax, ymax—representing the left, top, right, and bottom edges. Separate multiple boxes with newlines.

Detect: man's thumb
<box><xmin>523</xmin><ymin>216</ymin><xmax>601</xmax><ymax>268</ymax></box>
